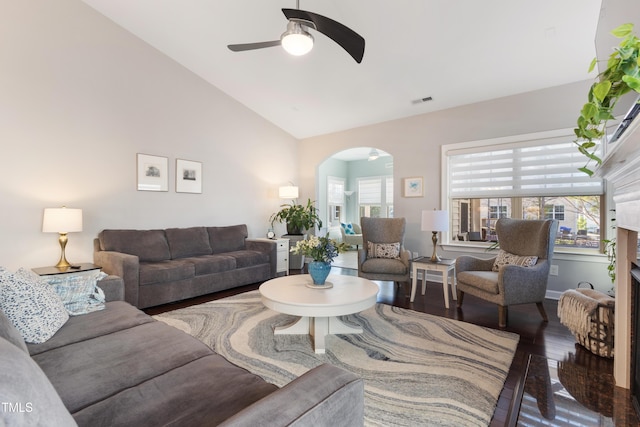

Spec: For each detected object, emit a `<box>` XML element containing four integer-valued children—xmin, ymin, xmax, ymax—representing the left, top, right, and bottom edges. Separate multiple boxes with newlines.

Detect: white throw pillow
<box><xmin>492</xmin><ymin>250</ymin><xmax>538</xmax><ymax>272</ymax></box>
<box><xmin>36</xmin><ymin>269</ymin><xmax>107</xmax><ymax>316</ymax></box>
<box><xmin>367</xmin><ymin>242</ymin><xmax>401</xmax><ymax>259</ymax></box>
<box><xmin>0</xmin><ymin>267</ymin><xmax>68</xmax><ymax>344</ymax></box>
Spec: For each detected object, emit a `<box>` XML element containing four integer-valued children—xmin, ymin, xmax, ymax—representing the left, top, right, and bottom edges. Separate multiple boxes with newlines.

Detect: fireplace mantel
<box><xmin>595</xmin><ymin>108</ymin><xmax>640</xmax><ymax>389</ymax></box>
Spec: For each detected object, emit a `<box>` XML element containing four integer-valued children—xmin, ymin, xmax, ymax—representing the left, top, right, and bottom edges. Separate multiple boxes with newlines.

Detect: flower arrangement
<box><xmin>290</xmin><ymin>233</ymin><xmax>349</xmax><ymax>263</ymax></box>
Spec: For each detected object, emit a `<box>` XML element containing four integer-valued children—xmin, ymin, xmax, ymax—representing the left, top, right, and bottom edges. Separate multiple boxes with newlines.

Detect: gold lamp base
<box><xmin>430</xmin><ymin>231</ymin><xmax>441</xmax><ymax>263</ymax></box>
<box><xmin>55</xmin><ymin>232</ymin><xmax>71</xmax><ymax>269</ymax></box>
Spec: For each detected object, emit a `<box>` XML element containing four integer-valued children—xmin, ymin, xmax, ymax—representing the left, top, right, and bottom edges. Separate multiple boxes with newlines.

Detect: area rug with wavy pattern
<box><xmin>154</xmin><ymin>290</ymin><xmax>519</xmax><ymax>426</ymax></box>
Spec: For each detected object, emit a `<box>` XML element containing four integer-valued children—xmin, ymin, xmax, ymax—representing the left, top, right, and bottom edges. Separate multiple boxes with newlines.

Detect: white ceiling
<box><xmin>81</xmin><ymin>0</ymin><xmax>602</xmax><ymax>139</ymax></box>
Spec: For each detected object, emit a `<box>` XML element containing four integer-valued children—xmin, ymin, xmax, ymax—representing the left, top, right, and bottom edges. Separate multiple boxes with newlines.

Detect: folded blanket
<box><xmin>557</xmin><ymin>288</ymin><xmax>613</xmax><ymax>337</ymax></box>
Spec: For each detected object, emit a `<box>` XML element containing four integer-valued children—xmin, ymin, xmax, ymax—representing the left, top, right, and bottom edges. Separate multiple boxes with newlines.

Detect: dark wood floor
<box><xmin>145</xmin><ymin>266</ymin><xmax>639</xmax><ymax>427</ymax></box>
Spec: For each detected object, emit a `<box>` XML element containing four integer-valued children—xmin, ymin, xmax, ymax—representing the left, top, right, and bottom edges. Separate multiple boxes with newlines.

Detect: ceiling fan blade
<box><xmin>282</xmin><ymin>8</ymin><xmax>365</xmax><ymax>63</ymax></box>
<box><xmin>227</xmin><ymin>40</ymin><xmax>281</xmax><ymax>52</ymax></box>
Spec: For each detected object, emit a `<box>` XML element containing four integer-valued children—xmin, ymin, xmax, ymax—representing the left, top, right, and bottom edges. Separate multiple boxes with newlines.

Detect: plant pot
<box><xmin>308</xmin><ymin>261</ymin><xmax>331</xmax><ymax>285</ymax></box>
<box><xmin>286</xmin><ymin>223</ymin><xmax>305</xmax><ymax>235</ymax></box>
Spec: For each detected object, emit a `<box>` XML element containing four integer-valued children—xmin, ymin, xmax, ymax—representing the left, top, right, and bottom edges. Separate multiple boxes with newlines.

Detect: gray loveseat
<box><xmin>1</xmin><ymin>276</ymin><xmax>365</xmax><ymax>426</ymax></box>
<box><xmin>94</xmin><ymin>225</ymin><xmax>275</xmax><ymax>308</ymax></box>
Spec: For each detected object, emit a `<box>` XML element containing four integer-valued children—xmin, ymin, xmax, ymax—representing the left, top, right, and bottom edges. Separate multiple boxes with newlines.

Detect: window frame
<box><xmin>441</xmin><ymin>128</ymin><xmax>611</xmax><ymax>255</ymax></box>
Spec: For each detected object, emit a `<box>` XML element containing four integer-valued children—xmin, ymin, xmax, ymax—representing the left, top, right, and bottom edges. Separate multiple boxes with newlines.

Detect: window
<box><xmin>358</xmin><ymin>176</ymin><xmax>393</xmax><ymax>218</ymax></box>
<box><xmin>444</xmin><ymin>129</ymin><xmax>604</xmax><ymax>250</ymax></box>
<box><xmin>489</xmin><ymin>206</ymin><xmax>508</xmax><ymax>219</ymax></box>
<box><xmin>327</xmin><ymin>176</ymin><xmax>345</xmax><ymax>225</ymax></box>
<box><xmin>544</xmin><ymin>204</ymin><xmax>565</xmax><ymax>220</ymax></box>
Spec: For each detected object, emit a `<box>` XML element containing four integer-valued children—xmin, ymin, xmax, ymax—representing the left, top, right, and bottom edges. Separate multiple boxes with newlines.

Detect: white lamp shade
<box><xmin>278</xmin><ymin>185</ymin><xmax>299</xmax><ymax>199</ymax></box>
<box><xmin>421</xmin><ymin>210</ymin><xmax>449</xmax><ymax>232</ymax></box>
<box><xmin>42</xmin><ymin>208</ymin><xmax>83</xmax><ymax>233</ymax></box>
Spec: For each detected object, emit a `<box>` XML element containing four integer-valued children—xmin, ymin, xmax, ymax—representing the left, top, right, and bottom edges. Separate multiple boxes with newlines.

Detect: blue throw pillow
<box><xmin>341</xmin><ymin>222</ymin><xmax>356</xmax><ymax>235</ymax></box>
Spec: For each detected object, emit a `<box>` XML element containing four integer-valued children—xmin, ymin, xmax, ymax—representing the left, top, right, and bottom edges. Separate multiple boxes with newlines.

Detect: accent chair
<box><xmin>358</xmin><ymin>217</ymin><xmax>411</xmax><ymax>287</ymax></box>
<box><xmin>455</xmin><ymin>218</ymin><xmax>559</xmax><ymax>327</ymax></box>
<box><xmin>339</xmin><ymin>222</ymin><xmax>363</xmax><ymax>249</ymax></box>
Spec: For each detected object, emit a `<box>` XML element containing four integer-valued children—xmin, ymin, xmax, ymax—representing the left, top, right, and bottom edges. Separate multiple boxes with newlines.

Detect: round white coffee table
<box><xmin>259</xmin><ymin>274</ymin><xmax>379</xmax><ymax>354</ymax></box>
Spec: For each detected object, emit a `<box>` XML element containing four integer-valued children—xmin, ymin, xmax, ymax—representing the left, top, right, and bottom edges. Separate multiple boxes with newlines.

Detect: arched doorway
<box><xmin>316</xmin><ymin>147</ymin><xmax>393</xmax><ymax>235</ymax></box>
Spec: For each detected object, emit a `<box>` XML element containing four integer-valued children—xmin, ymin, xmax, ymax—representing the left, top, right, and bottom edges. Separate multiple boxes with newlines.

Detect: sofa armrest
<box><xmin>218</xmin><ymin>364</ymin><xmax>364</xmax><ymax>427</ymax></box>
<box><xmin>94</xmin><ymin>249</ymin><xmax>140</xmax><ymax>307</ymax></box>
<box><xmin>246</xmin><ymin>239</ymin><xmax>277</xmax><ymax>278</ymax></box>
<box><xmin>97</xmin><ymin>275</ymin><xmax>125</xmax><ymax>302</ymax></box>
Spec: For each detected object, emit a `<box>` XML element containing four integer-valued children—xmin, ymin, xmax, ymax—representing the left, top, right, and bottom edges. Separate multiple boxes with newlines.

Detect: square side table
<box><xmin>411</xmin><ymin>258</ymin><xmax>457</xmax><ymax>308</ymax></box>
<box><xmin>32</xmin><ymin>263</ymin><xmax>101</xmax><ymax>277</ymax></box>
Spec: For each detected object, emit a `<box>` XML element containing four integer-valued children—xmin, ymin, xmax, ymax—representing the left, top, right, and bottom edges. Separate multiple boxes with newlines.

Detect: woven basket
<box><xmin>572</xmin><ymin>282</ymin><xmax>615</xmax><ymax>358</ymax></box>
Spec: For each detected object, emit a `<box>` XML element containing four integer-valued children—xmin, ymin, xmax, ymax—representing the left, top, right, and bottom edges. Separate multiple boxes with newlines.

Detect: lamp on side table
<box><xmin>421</xmin><ymin>209</ymin><xmax>449</xmax><ymax>262</ymax></box>
<box><xmin>42</xmin><ymin>206</ymin><xmax>83</xmax><ymax>269</ymax></box>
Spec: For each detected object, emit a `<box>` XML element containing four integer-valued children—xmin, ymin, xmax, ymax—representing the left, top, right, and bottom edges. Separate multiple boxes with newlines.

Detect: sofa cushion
<box><xmin>165</xmin><ymin>226</ymin><xmax>212</xmax><ymax>259</ymax></box>
<box><xmin>32</xmin><ymin>321</ymin><xmax>214</xmax><ymax>414</ymax></box>
<box><xmin>183</xmin><ymin>255</ymin><xmax>236</xmax><ymax>275</ymax></box>
<box><xmin>0</xmin><ymin>339</ymin><xmax>77</xmax><ymax>427</ymax></box>
<box><xmin>139</xmin><ymin>260</ymin><xmax>195</xmax><ymax>286</ymax></box>
<box><xmin>208</xmin><ymin>225</ymin><xmax>248</xmax><ymax>254</ymax></box>
<box><xmin>72</xmin><ymin>353</ymin><xmax>278</xmax><ymax>426</ymax></box>
<box><xmin>40</xmin><ymin>270</ymin><xmax>107</xmax><ymax>316</ymax></box>
<box><xmin>99</xmin><ymin>229</ymin><xmax>170</xmax><ymax>262</ymax></box>
<box><xmin>27</xmin><ymin>302</ymin><xmax>155</xmax><ymax>356</ymax></box>
<box><xmin>226</xmin><ymin>250</ymin><xmax>270</xmax><ymax>269</ymax></box>
<box><xmin>0</xmin><ymin>267</ymin><xmax>69</xmax><ymax>344</ymax></box>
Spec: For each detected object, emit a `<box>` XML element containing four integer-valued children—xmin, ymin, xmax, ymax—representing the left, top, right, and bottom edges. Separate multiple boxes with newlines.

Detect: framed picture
<box><xmin>137</xmin><ymin>154</ymin><xmax>168</xmax><ymax>192</ymax></box>
<box><xmin>176</xmin><ymin>159</ymin><xmax>202</xmax><ymax>194</ymax></box>
<box><xmin>403</xmin><ymin>176</ymin><xmax>423</xmax><ymax>198</ymax></box>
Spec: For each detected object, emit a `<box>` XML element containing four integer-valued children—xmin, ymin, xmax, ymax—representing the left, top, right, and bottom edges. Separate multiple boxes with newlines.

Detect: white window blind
<box><xmin>327</xmin><ymin>176</ymin><xmax>345</xmax><ymax>205</ymax></box>
<box><xmin>358</xmin><ymin>178</ymin><xmax>381</xmax><ymax>204</ymax></box>
<box><xmin>386</xmin><ymin>178</ymin><xmax>394</xmax><ymax>203</ymax></box>
<box><xmin>447</xmin><ymin>136</ymin><xmax>603</xmax><ymax>198</ymax></box>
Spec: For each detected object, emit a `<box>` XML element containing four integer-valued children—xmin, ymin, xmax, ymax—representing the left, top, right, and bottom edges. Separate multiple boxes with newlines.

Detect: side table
<box><xmin>32</xmin><ymin>263</ymin><xmax>101</xmax><ymax>277</ymax></box>
<box><xmin>283</xmin><ymin>234</ymin><xmax>306</xmax><ymax>270</ymax></box>
<box><xmin>410</xmin><ymin>257</ymin><xmax>457</xmax><ymax>308</ymax></box>
<box><xmin>256</xmin><ymin>238</ymin><xmax>289</xmax><ymax>276</ymax></box>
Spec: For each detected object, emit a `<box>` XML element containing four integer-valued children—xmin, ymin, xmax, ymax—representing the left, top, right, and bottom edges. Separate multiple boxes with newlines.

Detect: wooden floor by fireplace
<box><xmin>146</xmin><ymin>267</ymin><xmax>640</xmax><ymax>426</ymax></box>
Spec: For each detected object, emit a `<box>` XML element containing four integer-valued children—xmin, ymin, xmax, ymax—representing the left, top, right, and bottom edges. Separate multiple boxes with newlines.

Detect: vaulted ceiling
<box><xmin>82</xmin><ymin>0</ymin><xmax>602</xmax><ymax>139</ymax></box>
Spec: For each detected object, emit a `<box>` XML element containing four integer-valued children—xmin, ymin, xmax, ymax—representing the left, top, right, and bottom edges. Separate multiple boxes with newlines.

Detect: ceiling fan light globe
<box><xmin>281</xmin><ymin>22</ymin><xmax>314</xmax><ymax>56</ymax></box>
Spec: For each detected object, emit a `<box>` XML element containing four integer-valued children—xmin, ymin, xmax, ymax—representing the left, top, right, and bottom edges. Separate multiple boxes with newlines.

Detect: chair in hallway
<box><xmin>357</xmin><ymin>217</ymin><xmax>411</xmax><ymax>288</ymax></box>
<box><xmin>455</xmin><ymin>218</ymin><xmax>558</xmax><ymax>327</ymax></box>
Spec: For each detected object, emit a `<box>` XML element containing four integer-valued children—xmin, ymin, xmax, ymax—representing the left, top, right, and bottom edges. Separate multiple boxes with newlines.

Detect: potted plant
<box><xmin>269</xmin><ymin>198</ymin><xmax>323</xmax><ymax>235</ymax></box>
<box><xmin>574</xmin><ymin>23</ymin><xmax>640</xmax><ymax>176</ymax></box>
<box><xmin>290</xmin><ymin>234</ymin><xmax>349</xmax><ymax>285</ymax></box>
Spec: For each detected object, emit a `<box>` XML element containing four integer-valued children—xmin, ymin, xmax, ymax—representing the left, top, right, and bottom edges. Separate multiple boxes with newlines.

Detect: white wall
<box><xmin>0</xmin><ymin>0</ymin><xmax>298</xmax><ymax>270</ymax></box>
<box><xmin>299</xmin><ymin>81</ymin><xmax>613</xmax><ymax>294</ymax></box>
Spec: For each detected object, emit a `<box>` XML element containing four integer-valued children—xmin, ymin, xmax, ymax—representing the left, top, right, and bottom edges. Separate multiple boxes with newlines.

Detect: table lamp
<box><xmin>421</xmin><ymin>209</ymin><xmax>449</xmax><ymax>262</ymax></box>
<box><xmin>278</xmin><ymin>185</ymin><xmax>299</xmax><ymax>200</ymax></box>
<box><xmin>42</xmin><ymin>207</ymin><xmax>83</xmax><ymax>268</ymax></box>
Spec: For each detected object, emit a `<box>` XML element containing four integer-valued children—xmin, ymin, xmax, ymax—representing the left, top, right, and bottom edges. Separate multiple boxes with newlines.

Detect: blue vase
<box><xmin>308</xmin><ymin>261</ymin><xmax>331</xmax><ymax>285</ymax></box>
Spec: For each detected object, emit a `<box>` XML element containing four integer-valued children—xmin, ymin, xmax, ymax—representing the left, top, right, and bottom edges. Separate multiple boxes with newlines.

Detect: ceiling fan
<box><xmin>227</xmin><ymin>1</ymin><xmax>365</xmax><ymax>63</ymax></box>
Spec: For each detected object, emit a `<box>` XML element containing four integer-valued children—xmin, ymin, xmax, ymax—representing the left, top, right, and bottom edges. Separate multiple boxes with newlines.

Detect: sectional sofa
<box><xmin>94</xmin><ymin>224</ymin><xmax>276</xmax><ymax>308</ymax></box>
<box><xmin>1</xmin><ymin>274</ymin><xmax>365</xmax><ymax>426</ymax></box>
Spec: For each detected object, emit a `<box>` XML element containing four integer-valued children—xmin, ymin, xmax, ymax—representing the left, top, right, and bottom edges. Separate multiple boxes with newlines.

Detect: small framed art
<box><xmin>137</xmin><ymin>153</ymin><xmax>168</xmax><ymax>192</ymax></box>
<box><xmin>176</xmin><ymin>159</ymin><xmax>202</xmax><ymax>194</ymax></box>
<box><xmin>402</xmin><ymin>176</ymin><xmax>423</xmax><ymax>198</ymax></box>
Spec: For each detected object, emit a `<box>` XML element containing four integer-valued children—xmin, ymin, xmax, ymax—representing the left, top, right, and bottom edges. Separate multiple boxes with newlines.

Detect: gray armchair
<box><xmin>456</xmin><ymin>218</ymin><xmax>558</xmax><ymax>327</ymax></box>
<box><xmin>358</xmin><ymin>217</ymin><xmax>411</xmax><ymax>287</ymax></box>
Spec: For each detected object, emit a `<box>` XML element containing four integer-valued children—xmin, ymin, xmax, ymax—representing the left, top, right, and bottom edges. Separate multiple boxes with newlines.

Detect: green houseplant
<box><xmin>269</xmin><ymin>198</ymin><xmax>323</xmax><ymax>235</ymax></box>
<box><xmin>574</xmin><ymin>23</ymin><xmax>640</xmax><ymax>176</ymax></box>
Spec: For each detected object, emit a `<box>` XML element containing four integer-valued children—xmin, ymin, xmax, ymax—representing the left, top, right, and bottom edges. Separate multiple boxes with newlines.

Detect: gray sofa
<box><xmin>94</xmin><ymin>225</ymin><xmax>276</xmax><ymax>308</ymax></box>
<box><xmin>1</xmin><ymin>276</ymin><xmax>365</xmax><ymax>426</ymax></box>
